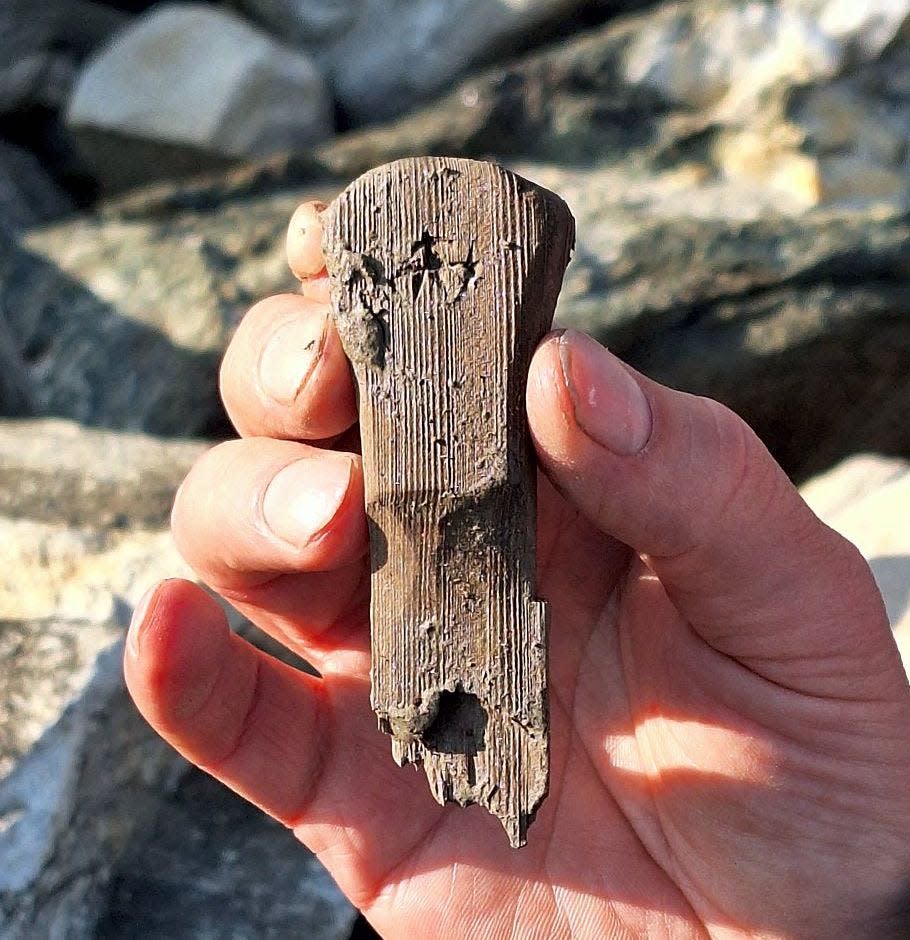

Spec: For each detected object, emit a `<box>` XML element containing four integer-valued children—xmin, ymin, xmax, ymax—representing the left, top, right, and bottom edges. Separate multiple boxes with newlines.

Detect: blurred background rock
<box><xmin>1</xmin><ymin>1</ymin><xmax>909</xmax><ymax>937</ymax></box>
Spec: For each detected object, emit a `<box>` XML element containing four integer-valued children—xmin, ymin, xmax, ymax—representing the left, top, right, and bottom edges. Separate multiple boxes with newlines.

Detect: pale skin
<box><xmin>125</xmin><ymin>201</ymin><xmax>910</xmax><ymax>939</ymax></box>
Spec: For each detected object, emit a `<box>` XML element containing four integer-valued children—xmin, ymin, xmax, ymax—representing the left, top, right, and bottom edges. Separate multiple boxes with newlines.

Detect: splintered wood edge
<box><xmin>323</xmin><ymin>157</ymin><xmax>575</xmax><ymax>846</ymax></box>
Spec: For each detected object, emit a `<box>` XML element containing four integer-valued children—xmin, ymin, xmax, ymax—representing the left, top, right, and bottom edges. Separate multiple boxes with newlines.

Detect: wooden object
<box><xmin>323</xmin><ymin>157</ymin><xmax>574</xmax><ymax>847</ymax></box>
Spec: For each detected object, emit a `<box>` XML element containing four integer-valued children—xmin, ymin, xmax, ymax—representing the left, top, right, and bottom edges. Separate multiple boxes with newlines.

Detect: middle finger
<box><xmin>220</xmin><ymin>292</ymin><xmax>358</xmax><ymax>442</ymax></box>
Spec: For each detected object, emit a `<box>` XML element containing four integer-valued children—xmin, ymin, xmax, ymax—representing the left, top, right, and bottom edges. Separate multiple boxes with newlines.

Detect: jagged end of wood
<box><xmin>323</xmin><ymin>157</ymin><xmax>574</xmax><ymax>847</ymax></box>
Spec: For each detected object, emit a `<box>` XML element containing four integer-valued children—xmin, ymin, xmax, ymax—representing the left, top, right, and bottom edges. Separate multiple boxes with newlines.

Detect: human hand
<box><xmin>125</xmin><ymin>201</ymin><xmax>910</xmax><ymax>938</ymax></box>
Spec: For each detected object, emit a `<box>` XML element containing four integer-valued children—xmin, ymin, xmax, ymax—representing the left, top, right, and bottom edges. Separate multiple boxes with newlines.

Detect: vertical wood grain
<box><xmin>324</xmin><ymin>157</ymin><xmax>574</xmax><ymax>846</ymax></box>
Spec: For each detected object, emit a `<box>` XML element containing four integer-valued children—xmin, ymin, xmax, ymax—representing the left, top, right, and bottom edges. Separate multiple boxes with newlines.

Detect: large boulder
<box><xmin>112</xmin><ymin>0</ymin><xmax>910</xmax><ymax>216</ymax></box>
<box><xmin>303</xmin><ymin>0</ymin><xmax>910</xmax><ymax>131</ymax></box>
<box><xmin>0</xmin><ymin>419</ymin><xmax>355</xmax><ymax>938</ymax></box>
<box><xmin>3</xmin><ymin>184</ymin><xmax>325</xmax><ymax>433</ymax></box>
<box><xmin>66</xmin><ymin>3</ymin><xmax>333</xmax><ymax>191</ymax></box>
<box><xmin>0</xmin><ymin>420</ymin><xmax>200</xmax><ymax>937</ymax></box>
<box><xmin>6</xmin><ymin>0</ymin><xmax>909</xmax><ymax>472</ymax></box>
<box><xmin>323</xmin><ymin>0</ymin><xmax>608</xmax><ymax>124</ymax></box>
<box><xmin>17</xmin><ymin>157</ymin><xmax>910</xmax><ymax>480</ymax></box>
<box><xmin>550</xmin><ymin>194</ymin><xmax>910</xmax><ymax>480</ymax></box>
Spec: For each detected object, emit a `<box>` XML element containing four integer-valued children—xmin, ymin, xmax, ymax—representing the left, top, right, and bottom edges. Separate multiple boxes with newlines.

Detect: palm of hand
<box><xmin>125</xmin><ymin>202</ymin><xmax>910</xmax><ymax>939</ymax></box>
<box><xmin>280</xmin><ymin>477</ymin><xmax>902</xmax><ymax>939</ymax></box>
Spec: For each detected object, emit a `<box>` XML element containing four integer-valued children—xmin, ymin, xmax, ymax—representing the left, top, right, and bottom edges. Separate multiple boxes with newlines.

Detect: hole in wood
<box><xmin>421</xmin><ymin>688</ymin><xmax>488</xmax><ymax>758</ymax></box>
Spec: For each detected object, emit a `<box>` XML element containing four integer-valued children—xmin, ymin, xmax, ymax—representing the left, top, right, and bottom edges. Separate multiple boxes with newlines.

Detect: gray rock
<box><xmin>547</xmin><ymin>185</ymin><xmax>910</xmax><ymax>479</ymax></box>
<box><xmin>0</xmin><ymin>639</ymin><xmax>185</xmax><ymax>939</ymax></box>
<box><xmin>319</xmin><ymin>0</ymin><xmax>611</xmax><ymax>124</ymax></box>
<box><xmin>15</xmin><ymin>141</ymin><xmax>910</xmax><ymax>480</ymax></box>
<box><xmin>229</xmin><ymin>0</ymin><xmax>359</xmax><ymax>45</ymax></box>
<box><xmin>97</xmin><ymin>771</ymin><xmax>357</xmax><ymax>940</ymax></box>
<box><xmin>0</xmin><ymin>419</ymin><xmax>201</xmax><ymax>938</ymax></box>
<box><xmin>66</xmin><ymin>3</ymin><xmax>333</xmax><ymax>191</ymax></box>
<box><xmin>318</xmin><ymin>0</ymin><xmax>910</xmax><ymax>127</ymax></box>
<box><xmin>3</xmin><ymin>189</ymin><xmax>318</xmax><ymax>433</ymax></box>
<box><xmin>806</xmin><ymin>0</ymin><xmax>910</xmax><ymax>59</ymax></box>
<box><xmin>0</xmin><ymin>140</ymin><xmax>74</xmax><ymax>235</ymax></box>
<box><xmin>0</xmin><ymin>418</ymin><xmax>205</xmax><ymax>530</ymax></box>
<box><xmin>0</xmin><ymin>419</ymin><xmax>355</xmax><ymax>937</ymax></box>
<box><xmin>9</xmin><ymin>0</ymin><xmax>910</xmax><ymax>469</ymax></box>
<box><xmin>0</xmin><ymin>419</ymin><xmax>202</xmax><ymax>643</ymax></box>
<box><xmin>622</xmin><ymin>1</ymin><xmax>840</xmax><ymax>111</ymax></box>
<box><xmin>105</xmin><ymin>0</ymin><xmax>910</xmax><ymax>217</ymax></box>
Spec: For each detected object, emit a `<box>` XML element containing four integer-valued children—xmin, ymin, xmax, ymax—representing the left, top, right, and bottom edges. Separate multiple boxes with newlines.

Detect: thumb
<box><xmin>527</xmin><ymin>329</ymin><xmax>899</xmax><ymax>698</ymax></box>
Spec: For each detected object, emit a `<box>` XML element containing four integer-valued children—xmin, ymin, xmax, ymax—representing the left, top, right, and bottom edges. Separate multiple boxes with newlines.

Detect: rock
<box><xmin>228</xmin><ymin>0</ymin><xmax>358</xmax><ymax>46</ymax></box>
<box><xmin>813</xmin><ymin>0</ymin><xmax>910</xmax><ymax>59</ymax></box>
<box><xmin>7</xmin><ymin>0</ymin><xmax>909</xmax><ymax>467</ymax></box>
<box><xmin>16</xmin><ymin>141</ymin><xmax>910</xmax><ymax>479</ymax></box>
<box><xmin>66</xmin><ymin>3</ymin><xmax>333</xmax><ymax>191</ymax></box>
<box><xmin>0</xmin><ymin>638</ymin><xmax>186</xmax><ymax>939</ymax></box>
<box><xmin>0</xmin><ymin>0</ymin><xmax>127</xmax><ymax>115</ymax></box>
<box><xmin>100</xmin><ymin>0</ymin><xmax>910</xmax><ymax>220</ymax></box>
<box><xmin>0</xmin><ymin>419</ymin><xmax>200</xmax><ymax>937</ymax></box>
<box><xmin>800</xmin><ymin>456</ymin><xmax>910</xmax><ymax>670</ymax></box>
<box><xmin>2</xmin><ymin>185</ymin><xmax>324</xmax><ymax>433</ymax></box>
<box><xmin>96</xmin><ymin>771</ymin><xmax>357</xmax><ymax>940</ymax></box>
<box><xmin>0</xmin><ymin>419</ymin><xmax>202</xmax><ymax>633</ymax></box>
<box><xmin>623</xmin><ymin>2</ymin><xmax>840</xmax><ymax>112</ymax></box>
<box><xmin>0</xmin><ymin>419</ymin><xmax>355</xmax><ymax>937</ymax></box>
<box><xmin>319</xmin><ymin>0</ymin><xmax>611</xmax><ymax>124</ymax></box>
<box><xmin>0</xmin><ymin>140</ymin><xmax>74</xmax><ymax>234</ymax></box>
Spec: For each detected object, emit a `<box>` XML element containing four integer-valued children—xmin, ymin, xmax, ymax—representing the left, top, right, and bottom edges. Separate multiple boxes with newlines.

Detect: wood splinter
<box><xmin>323</xmin><ymin>157</ymin><xmax>574</xmax><ymax>847</ymax></box>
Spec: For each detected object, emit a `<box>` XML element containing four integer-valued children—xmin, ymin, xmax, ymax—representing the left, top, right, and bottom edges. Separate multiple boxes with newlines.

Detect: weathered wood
<box><xmin>323</xmin><ymin>157</ymin><xmax>574</xmax><ymax>847</ymax></box>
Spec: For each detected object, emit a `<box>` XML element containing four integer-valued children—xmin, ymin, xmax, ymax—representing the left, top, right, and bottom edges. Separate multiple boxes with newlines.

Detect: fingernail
<box><xmin>127</xmin><ymin>583</ymin><xmax>160</xmax><ymax>659</ymax></box>
<box><xmin>258</xmin><ymin>311</ymin><xmax>328</xmax><ymax>405</ymax></box>
<box><xmin>558</xmin><ymin>330</ymin><xmax>652</xmax><ymax>456</ymax></box>
<box><xmin>287</xmin><ymin>201</ymin><xmax>328</xmax><ymax>280</ymax></box>
<box><xmin>262</xmin><ymin>455</ymin><xmax>353</xmax><ymax>548</ymax></box>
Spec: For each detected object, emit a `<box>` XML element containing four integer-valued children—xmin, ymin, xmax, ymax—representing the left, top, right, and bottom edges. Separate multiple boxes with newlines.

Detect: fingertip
<box><xmin>527</xmin><ymin>330</ymin><xmax>576</xmax><ymax>467</ymax></box>
<box><xmin>171</xmin><ymin>438</ymin><xmax>368</xmax><ymax>594</ymax></box>
<box><xmin>220</xmin><ymin>292</ymin><xmax>358</xmax><ymax>441</ymax></box>
<box><xmin>124</xmin><ymin>579</ymin><xmax>232</xmax><ymax>729</ymax></box>
<box><xmin>287</xmin><ymin>200</ymin><xmax>328</xmax><ymax>281</ymax></box>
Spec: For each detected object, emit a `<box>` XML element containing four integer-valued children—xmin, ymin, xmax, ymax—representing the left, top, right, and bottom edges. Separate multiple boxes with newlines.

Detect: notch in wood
<box><xmin>323</xmin><ymin>157</ymin><xmax>574</xmax><ymax>847</ymax></box>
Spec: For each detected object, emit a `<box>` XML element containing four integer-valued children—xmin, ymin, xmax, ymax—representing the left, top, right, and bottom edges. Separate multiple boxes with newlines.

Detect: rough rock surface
<box><xmin>0</xmin><ymin>419</ymin><xmax>355</xmax><ymax>938</ymax></box>
<box><xmin>321</xmin><ymin>0</ymin><xmax>608</xmax><ymax>124</ymax></box>
<box><xmin>0</xmin><ymin>420</ymin><xmax>200</xmax><ymax>937</ymax></box>
<box><xmin>229</xmin><ymin>0</ymin><xmax>358</xmax><ymax>46</ymax></box>
<box><xmin>16</xmin><ymin>0</ymin><xmax>906</xmax><ymax>461</ymax></box>
<box><xmin>801</xmin><ymin>455</ymin><xmax>910</xmax><ymax>669</ymax></box>
<box><xmin>97</xmin><ymin>771</ymin><xmax>357</xmax><ymax>940</ymax></box>
<box><xmin>66</xmin><ymin>4</ymin><xmax>333</xmax><ymax>191</ymax></box>
<box><xmin>2</xmin><ymin>189</ymin><xmax>322</xmax><ymax>433</ymax></box>
<box><xmin>102</xmin><ymin>0</ymin><xmax>910</xmax><ymax>217</ymax></box>
<box><xmin>0</xmin><ymin>141</ymin><xmax>74</xmax><ymax>235</ymax></box>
